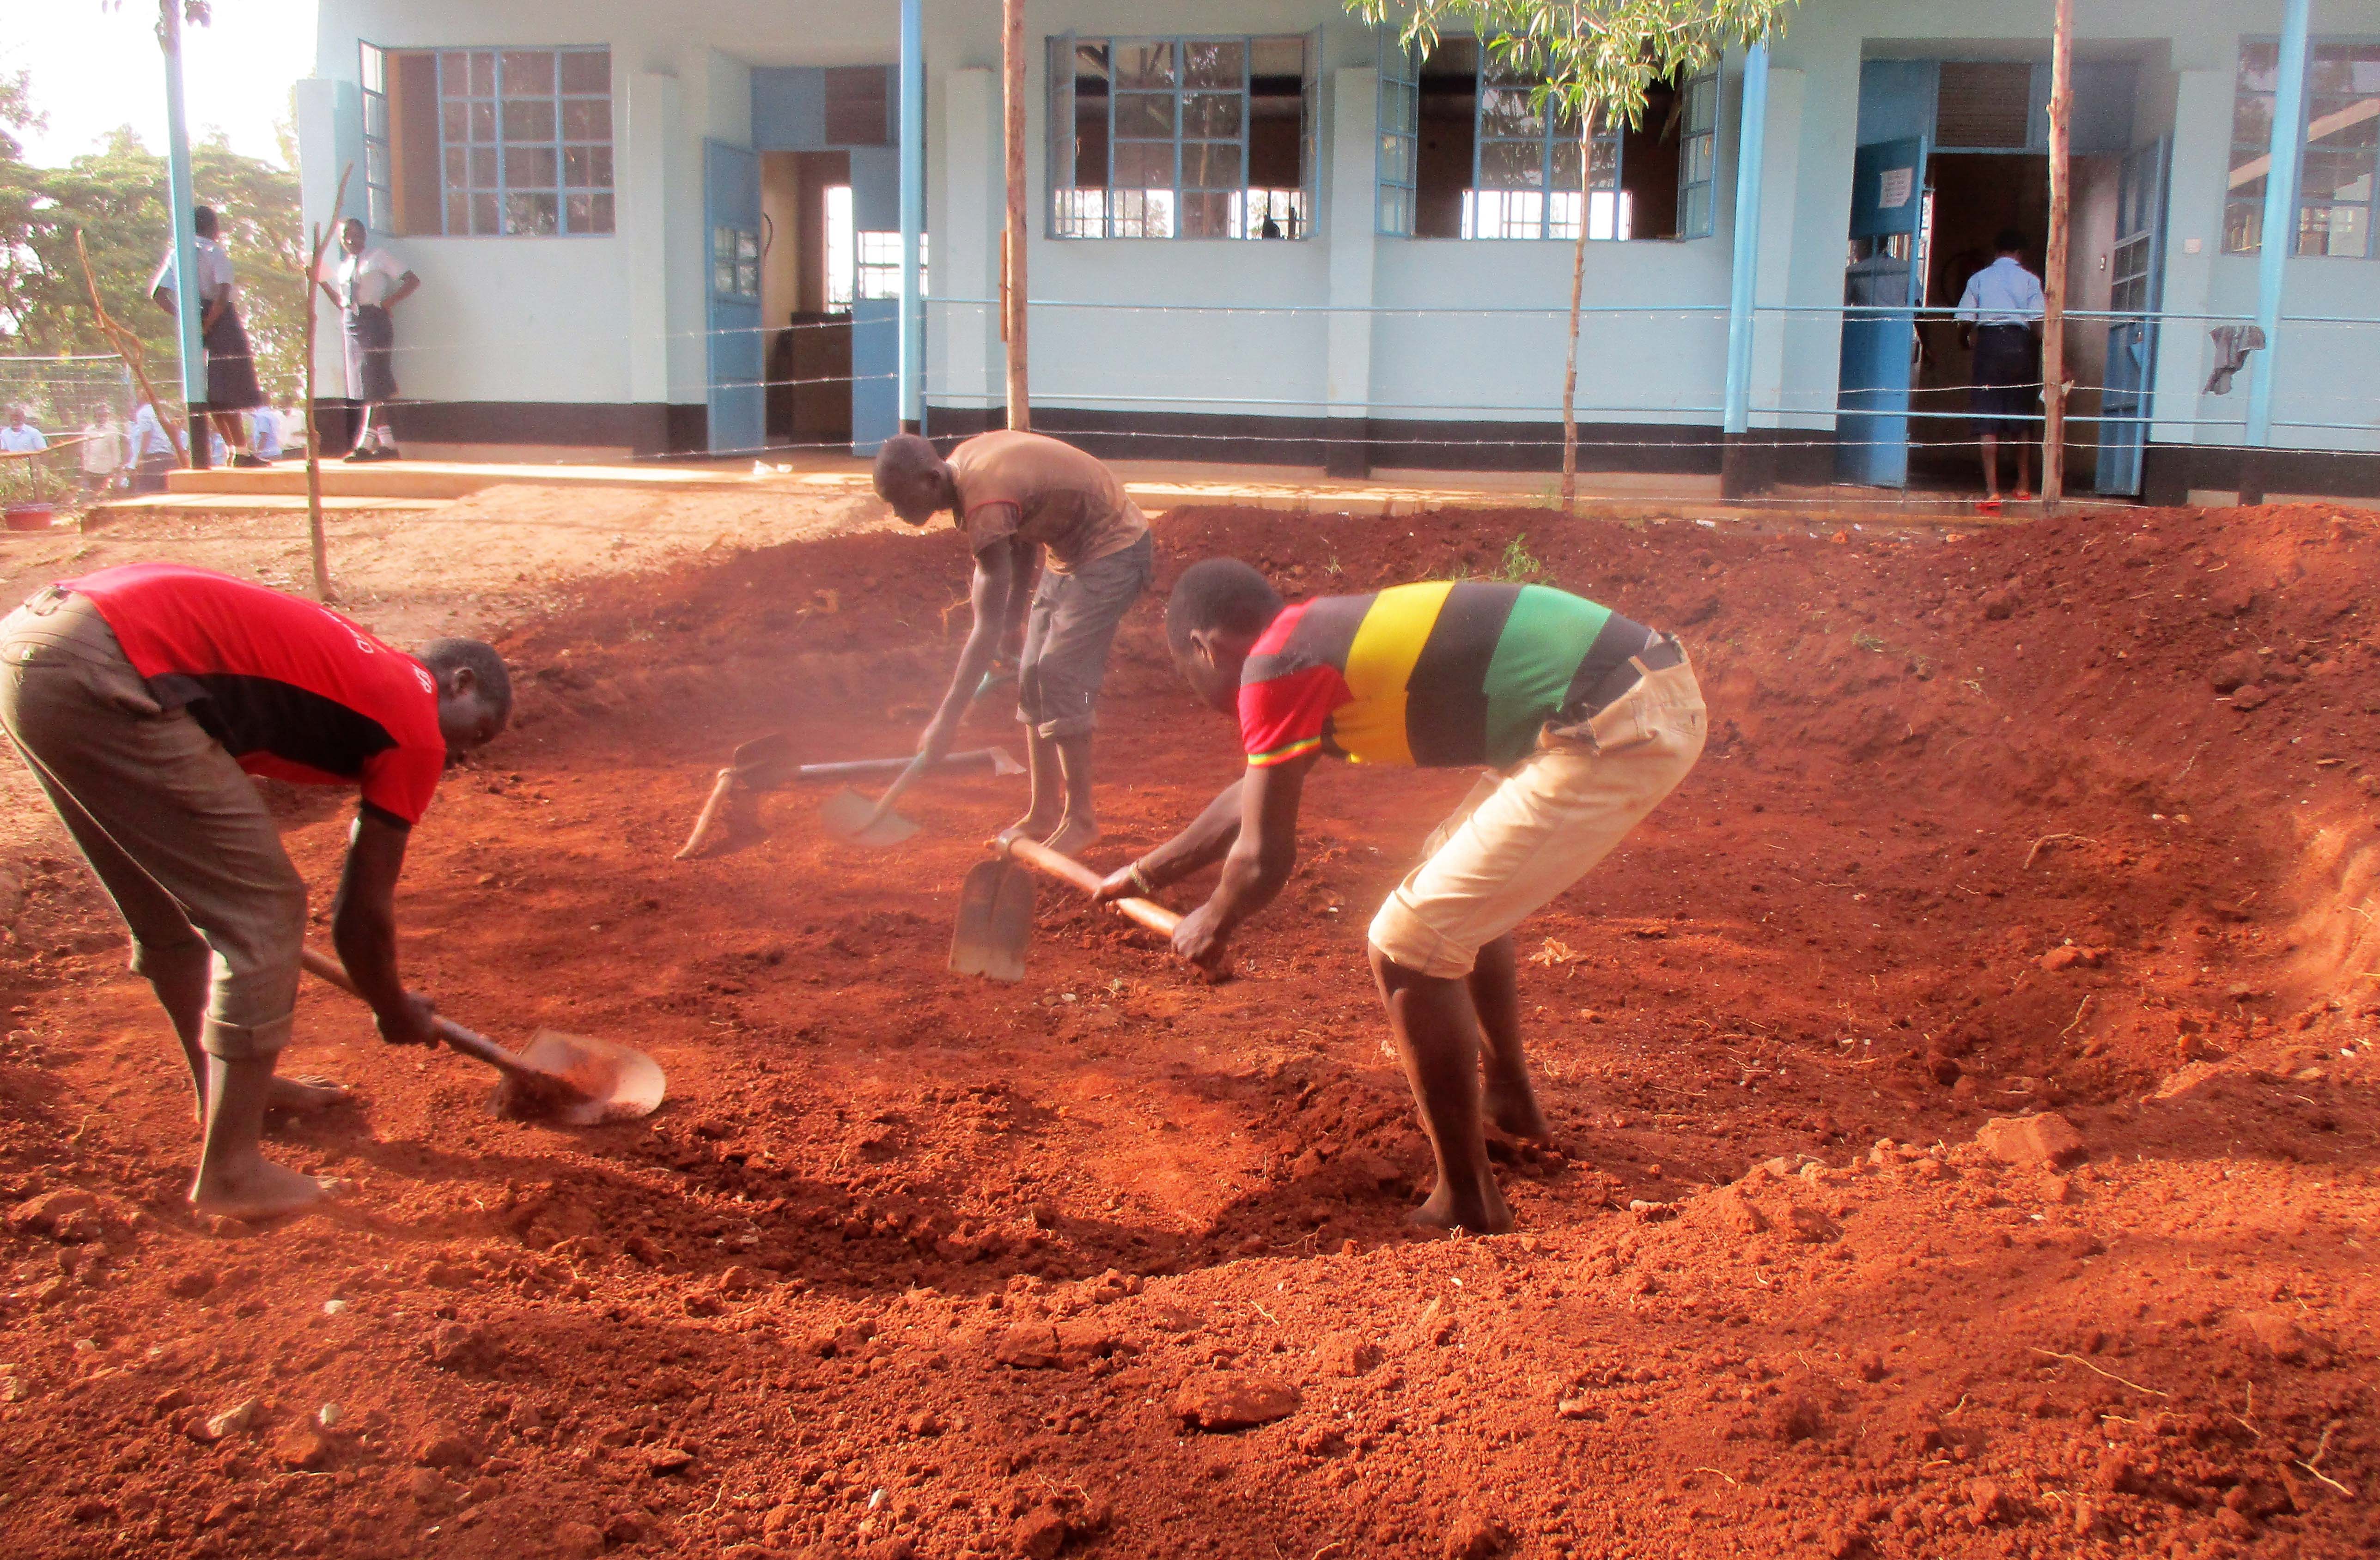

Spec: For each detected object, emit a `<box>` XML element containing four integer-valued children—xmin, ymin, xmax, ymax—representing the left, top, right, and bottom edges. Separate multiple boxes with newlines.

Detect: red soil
<box><xmin>0</xmin><ymin>501</ymin><xmax>2374</xmax><ymax>1560</ymax></box>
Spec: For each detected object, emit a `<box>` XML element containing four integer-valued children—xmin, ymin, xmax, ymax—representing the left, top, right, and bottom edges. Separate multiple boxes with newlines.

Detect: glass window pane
<box><xmin>1113</xmin><ymin>41</ymin><xmax>1175</xmax><ymax>89</ymax></box>
<box><xmin>1181</xmin><ymin>142</ymin><xmax>1242</xmax><ymax>189</ymax></box>
<box><xmin>1682</xmin><ymin>135</ymin><xmax>1713</xmax><ymax>184</ymax></box>
<box><xmin>2308</xmin><ymin>99</ymin><xmax>2379</xmax><ymax>153</ymax></box>
<box><xmin>588</xmin><ymin>192</ymin><xmax>615</xmax><ymax>233</ymax></box>
<box><xmin>1114</xmin><ymin>141</ymin><xmax>1174</xmax><ymax>189</ymax></box>
<box><xmin>472</xmin><ymin>192</ymin><xmax>499</xmax><ymax>234</ymax></box>
<box><xmin>1113</xmin><ymin>92</ymin><xmax>1175</xmax><ymax>138</ymax></box>
<box><xmin>505</xmin><ymin>192</ymin><xmax>559</xmax><ymax>235</ymax></box>
<box><xmin>504</xmin><ymin>100</ymin><xmax>558</xmax><ymax>143</ymax></box>
<box><xmin>469</xmin><ymin>52</ymin><xmax>497</xmax><ymax>97</ymax></box>
<box><xmin>738</xmin><ymin>261</ymin><xmax>760</xmax><ymax>294</ymax></box>
<box><xmin>442</xmin><ymin>100</ymin><xmax>469</xmax><ymax>141</ymax></box>
<box><xmin>471</xmin><ymin>147</ymin><xmax>499</xmax><ymax>187</ymax></box>
<box><xmin>2231</xmin><ymin>91</ymin><xmax>2274</xmax><ymax>146</ymax></box>
<box><xmin>446</xmin><ymin>192</ymin><xmax>469</xmax><ymax>232</ymax></box>
<box><xmin>1179</xmin><ymin>190</ymin><xmax>1231</xmax><ymax>236</ymax></box>
<box><xmin>2301</xmin><ymin>150</ymin><xmax>2374</xmax><ymax>203</ymax></box>
<box><xmin>716</xmin><ymin>259</ymin><xmax>737</xmax><ymax>293</ymax></box>
<box><xmin>1183</xmin><ymin>40</ymin><xmax>1243</xmax><ymax>89</ymax></box>
<box><xmin>444</xmin><ymin>147</ymin><xmax>465</xmax><ymax>188</ymax></box>
<box><xmin>501</xmin><ymin>50</ymin><xmax>556</xmax><ymax>97</ymax></box>
<box><xmin>365</xmin><ymin>143</ymin><xmax>390</xmax><ymax>186</ymax></box>
<box><xmin>564</xmin><ymin>146</ymin><xmax>614</xmax><ymax>188</ymax></box>
<box><xmin>2299</xmin><ymin>203</ymin><xmax>2369</xmax><ymax>256</ymax></box>
<box><xmin>470</xmin><ymin>101</ymin><xmax>496</xmax><ymax>142</ymax></box>
<box><xmin>1182</xmin><ymin>92</ymin><xmax>1243</xmax><ymax>138</ymax></box>
<box><xmin>737</xmin><ymin>230</ymin><xmax>760</xmax><ymax>262</ymax></box>
<box><xmin>365</xmin><ymin>95</ymin><xmax>390</xmax><ymax>139</ymax></box>
<box><xmin>2236</xmin><ymin>42</ymin><xmax>2278</xmax><ymax>95</ymax></box>
<box><xmin>559</xmin><ymin>50</ymin><xmax>610</xmax><ymax>95</ymax></box>
<box><xmin>1479</xmin><ymin>85</ymin><xmax>1543</xmax><ymax>140</ymax></box>
<box><xmin>563</xmin><ymin>99</ymin><xmax>612</xmax><ymax>141</ymax></box>
<box><xmin>1688</xmin><ymin>75</ymin><xmax>1718</xmax><ymax>131</ymax></box>
<box><xmin>1379</xmin><ymin>133</ymin><xmax>1412</xmax><ymax>186</ymax></box>
<box><xmin>2224</xmin><ymin>194</ymin><xmax>2264</xmax><ymax>253</ymax></box>
<box><xmin>1479</xmin><ymin>138</ymin><xmax>1543</xmax><ymax>190</ymax></box>
<box><xmin>1549</xmin><ymin>138</ymin><xmax>1582</xmax><ymax>190</ymax></box>
<box><xmin>504</xmin><ymin>146</ymin><xmax>558</xmax><ymax>188</ymax></box>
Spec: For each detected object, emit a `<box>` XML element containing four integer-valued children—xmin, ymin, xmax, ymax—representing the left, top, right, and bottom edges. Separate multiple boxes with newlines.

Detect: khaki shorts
<box><xmin>0</xmin><ymin>589</ymin><xmax>304</xmax><ymax>1058</ymax></box>
<box><xmin>1368</xmin><ymin>648</ymin><xmax>1706</xmax><ymax>979</ymax></box>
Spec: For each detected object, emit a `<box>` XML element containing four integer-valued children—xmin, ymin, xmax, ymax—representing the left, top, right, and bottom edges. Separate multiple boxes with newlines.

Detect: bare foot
<box><xmin>189</xmin><ymin>1156</ymin><xmax>337</xmax><ymax>1220</ymax></box>
<box><xmin>266</xmin><ymin>1075</ymin><xmax>351</xmax><ymax>1114</ymax></box>
<box><xmin>996</xmin><ymin>810</ymin><xmax>1061</xmax><ymax>849</ymax></box>
<box><xmin>1040</xmin><ymin>814</ymin><xmax>1102</xmax><ymax>858</ymax></box>
<box><xmin>1482</xmin><ymin>1080</ymin><xmax>1552</xmax><ymax>1141</ymax></box>
<box><xmin>1406</xmin><ymin>1178</ymin><xmax>1514</xmax><ymax>1235</ymax></box>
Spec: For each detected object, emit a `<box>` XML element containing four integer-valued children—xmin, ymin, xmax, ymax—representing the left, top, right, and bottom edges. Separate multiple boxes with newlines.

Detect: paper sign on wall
<box><xmin>1878</xmin><ymin>167</ymin><xmax>1915</xmax><ymax>209</ymax></box>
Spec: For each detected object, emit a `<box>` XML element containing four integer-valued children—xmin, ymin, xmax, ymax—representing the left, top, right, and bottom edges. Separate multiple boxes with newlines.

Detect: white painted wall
<box><xmin>298</xmin><ymin>0</ymin><xmax>2378</xmax><ymax>461</ymax></box>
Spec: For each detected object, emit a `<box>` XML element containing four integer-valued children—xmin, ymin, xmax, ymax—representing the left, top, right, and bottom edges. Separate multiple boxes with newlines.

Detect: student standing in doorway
<box><xmin>1955</xmin><ymin>228</ymin><xmax>2046</xmax><ymax>506</ymax></box>
<box><xmin>316</xmin><ymin>219</ymin><xmax>419</xmax><ymax>462</ymax></box>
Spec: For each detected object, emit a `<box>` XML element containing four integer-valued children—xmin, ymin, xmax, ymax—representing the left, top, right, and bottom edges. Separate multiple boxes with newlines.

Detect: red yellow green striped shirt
<box><xmin>1237</xmin><ymin>582</ymin><xmax>1652</xmax><ymax>769</ymax></box>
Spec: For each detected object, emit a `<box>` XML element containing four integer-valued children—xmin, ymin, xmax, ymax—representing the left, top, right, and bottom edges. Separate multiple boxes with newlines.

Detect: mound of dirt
<box><xmin>0</xmin><ymin>500</ymin><xmax>2372</xmax><ymax>1560</ymax></box>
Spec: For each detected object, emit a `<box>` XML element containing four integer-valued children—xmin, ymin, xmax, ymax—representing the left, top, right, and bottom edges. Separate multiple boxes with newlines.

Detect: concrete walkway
<box><xmin>110</xmin><ymin>452</ymin><xmax>2080</xmax><ymax>527</ymax></box>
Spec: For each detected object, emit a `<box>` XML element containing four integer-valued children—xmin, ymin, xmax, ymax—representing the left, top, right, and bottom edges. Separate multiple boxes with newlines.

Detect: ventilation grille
<box><xmin>826</xmin><ymin>66</ymin><xmax>890</xmax><ymax>146</ymax></box>
<box><xmin>1936</xmin><ymin>61</ymin><xmax>2034</xmax><ymax>148</ymax></box>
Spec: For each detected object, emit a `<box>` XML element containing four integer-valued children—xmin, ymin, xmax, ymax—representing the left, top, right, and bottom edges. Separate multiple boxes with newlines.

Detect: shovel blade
<box><xmin>950</xmin><ymin>859</ymin><xmax>1035</xmax><ymax>982</ymax></box>
<box><xmin>493</xmin><ymin>1031</ymin><xmax>668</xmax><ymax>1127</ymax></box>
<box><xmin>819</xmin><ymin>786</ymin><xmax>920</xmax><ymax>848</ymax></box>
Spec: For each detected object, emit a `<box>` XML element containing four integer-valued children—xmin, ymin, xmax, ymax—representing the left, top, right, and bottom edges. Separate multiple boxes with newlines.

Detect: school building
<box><xmin>292</xmin><ymin>0</ymin><xmax>2380</xmax><ymax>503</ymax></box>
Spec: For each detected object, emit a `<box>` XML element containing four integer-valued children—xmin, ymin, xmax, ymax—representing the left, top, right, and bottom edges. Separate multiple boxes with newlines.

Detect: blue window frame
<box><xmin>435</xmin><ymin>47</ymin><xmax>614</xmax><ymax>237</ymax></box>
<box><xmin>1049</xmin><ymin>33</ymin><xmax>1318</xmax><ymax>239</ymax></box>
<box><xmin>2227</xmin><ymin>37</ymin><xmax>2380</xmax><ymax>259</ymax></box>
<box><xmin>1374</xmin><ymin>29</ymin><xmax>1718</xmax><ymax>242</ymax></box>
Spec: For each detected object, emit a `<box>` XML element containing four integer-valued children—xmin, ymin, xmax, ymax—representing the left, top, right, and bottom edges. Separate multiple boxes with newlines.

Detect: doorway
<box><xmin>1908</xmin><ymin>151</ymin><xmax>2123</xmax><ymax>492</ymax></box>
<box><xmin>759</xmin><ymin>150</ymin><xmax>854</xmax><ymax>450</ymax></box>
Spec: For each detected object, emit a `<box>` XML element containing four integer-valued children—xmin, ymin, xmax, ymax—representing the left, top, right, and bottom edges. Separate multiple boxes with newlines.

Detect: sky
<box><xmin>3</xmin><ymin>1</ymin><xmax>317</xmax><ymax>169</ymax></box>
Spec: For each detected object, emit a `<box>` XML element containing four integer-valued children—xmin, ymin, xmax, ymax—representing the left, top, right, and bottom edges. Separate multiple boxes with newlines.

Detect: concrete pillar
<box><xmin>294</xmin><ymin>76</ymin><xmax>362</xmax><ymax>407</ymax></box>
<box><xmin>941</xmin><ymin>67</ymin><xmax>1001</xmax><ymax>424</ymax></box>
<box><xmin>1324</xmin><ymin>66</ymin><xmax>1378</xmax><ymax>478</ymax></box>
<box><xmin>626</xmin><ymin>72</ymin><xmax>682</xmax><ymax>436</ymax></box>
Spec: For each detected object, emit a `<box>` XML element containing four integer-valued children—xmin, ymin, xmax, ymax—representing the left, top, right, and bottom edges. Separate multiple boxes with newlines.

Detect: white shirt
<box><xmin>326</xmin><ymin>246</ymin><xmax>408</xmax><ymax>310</ymax></box>
<box><xmin>129</xmin><ymin>405</ymin><xmax>175</xmax><ymax>460</ymax></box>
<box><xmin>79</xmin><ymin>423</ymin><xmax>124</xmax><ymax>473</ymax></box>
<box><xmin>0</xmin><ymin>423</ymin><xmax>46</xmax><ymax>454</ymax></box>
<box><xmin>149</xmin><ymin>235</ymin><xmax>239</xmax><ymax>305</ymax></box>
<box><xmin>250</xmin><ymin>407</ymin><xmax>283</xmax><ymax>460</ymax></box>
<box><xmin>1955</xmin><ymin>255</ymin><xmax>2045</xmax><ymax>327</ymax></box>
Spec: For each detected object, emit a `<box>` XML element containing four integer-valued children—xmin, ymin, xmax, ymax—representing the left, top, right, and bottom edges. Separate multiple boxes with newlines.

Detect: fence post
<box><xmin>2243</xmin><ymin>0</ymin><xmax>2312</xmax><ymax>500</ymax></box>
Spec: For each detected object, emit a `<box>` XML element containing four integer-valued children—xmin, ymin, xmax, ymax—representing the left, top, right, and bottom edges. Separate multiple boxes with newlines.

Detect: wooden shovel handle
<box><xmin>1004</xmin><ymin>838</ymin><xmax>1182</xmax><ymax>938</ymax></box>
<box><xmin>297</xmin><ymin>947</ymin><xmax>534</xmax><ymax>1080</ymax></box>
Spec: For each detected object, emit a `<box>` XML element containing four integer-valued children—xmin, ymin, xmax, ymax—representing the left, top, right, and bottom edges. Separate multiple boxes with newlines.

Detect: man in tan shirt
<box><xmin>873</xmin><ymin>430</ymin><xmax>1154</xmax><ymax>853</ymax></box>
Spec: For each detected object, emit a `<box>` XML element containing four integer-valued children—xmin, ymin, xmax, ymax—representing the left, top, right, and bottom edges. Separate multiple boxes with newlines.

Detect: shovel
<box><xmin>298</xmin><ymin>948</ymin><xmax>666</xmax><ymax>1126</ymax></box>
<box><xmin>677</xmin><ymin>741</ymin><xmax>1022</xmax><ymax>860</ymax></box>
<box><xmin>819</xmin><ymin>750</ymin><xmax>936</xmax><ymax>848</ymax></box>
<box><xmin>950</xmin><ymin>838</ymin><xmax>1181</xmax><ymax>982</ymax></box>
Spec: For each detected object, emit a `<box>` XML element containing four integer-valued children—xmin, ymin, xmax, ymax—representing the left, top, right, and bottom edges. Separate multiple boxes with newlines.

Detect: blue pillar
<box><xmin>2246</xmin><ymin>0</ymin><xmax>2311</xmax><ymax>447</ymax></box>
<box><xmin>898</xmin><ymin>0</ymin><xmax>925</xmax><ymax>433</ymax></box>
<box><xmin>160</xmin><ymin>1</ymin><xmax>209</xmax><ymax>467</ymax></box>
<box><xmin>1722</xmin><ymin>41</ymin><xmax>1771</xmax><ymax>436</ymax></box>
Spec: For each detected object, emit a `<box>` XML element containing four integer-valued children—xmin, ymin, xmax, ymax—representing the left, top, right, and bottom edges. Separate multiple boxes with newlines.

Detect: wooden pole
<box><xmin>73</xmin><ymin>230</ymin><xmax>187</xmax><ymax>465</ymax></box>
<box><xmin>1001</xmin><ymin>0</ymin><xmax>1030</xmax><ymax>430</ymax></box>
<box><xmin>1561</xmin><ymin>105</ymin><xmax>1590</xmax><ymax>513</ymax></box>
<box><xmin>2041</xmin><ymin>0</ymin><xmax>2074</xmax><ymax>510</ymax></box>
<box><xmin>295</xmin><ymin>164</ymin><xmax>353</xmax><ymax>603</ymax></box>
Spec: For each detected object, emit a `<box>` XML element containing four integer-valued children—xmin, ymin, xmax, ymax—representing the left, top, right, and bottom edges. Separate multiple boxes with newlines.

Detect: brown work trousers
<box><xmin>0</xmin><ymin>589</ymin><xmax>304</xmax><ymax>1058</ymax></box>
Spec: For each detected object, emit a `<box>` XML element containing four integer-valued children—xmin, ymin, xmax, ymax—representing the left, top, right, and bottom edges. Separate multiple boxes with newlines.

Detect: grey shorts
<box><xmin>1017</xmin><ymin>531</ymin><xmax>1154</xmax><ymax>739</ymax></box>
<box><xmin>0</xmin><ymin>589</ymin><xmax>305</xmax><ymax>1058</ymax></box>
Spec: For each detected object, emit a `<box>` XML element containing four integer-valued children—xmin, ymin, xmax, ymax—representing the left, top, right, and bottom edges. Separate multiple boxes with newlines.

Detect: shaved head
<box><xmin>872</xmin><ymin>433</ymin><xmax>954</xmax><ymax>526</ymax></box>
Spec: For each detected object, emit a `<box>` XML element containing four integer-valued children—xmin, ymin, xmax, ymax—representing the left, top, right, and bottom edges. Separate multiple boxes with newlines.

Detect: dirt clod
<box><xmin>1173</xmin><ymin>1374</ymin><xmax>1303</xmax><ymax>1431</ymax></box>
<box><xmin>1974</xmin><ymin>1111</ymin><xmax>2087</xmax><ymax>1169</ymax></box>
<box><xmin>411</xmin><ymin>1430</ymin><xmax>478</xmax><ymax>1469</ymax></box>
<box><xmin>1012</xmin><ymin>1505</ymin><xmax>1071</xmax><ymax>1559</ymax></box>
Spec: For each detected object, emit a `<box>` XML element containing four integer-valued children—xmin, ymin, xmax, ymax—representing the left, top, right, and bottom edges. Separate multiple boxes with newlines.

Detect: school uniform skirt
<box><xmin>201</xmin><ymin>309</ymin><xmax>266</xmax><ymax>411</ymax></box>
<box><xmin>342</xmin><ymin>304</ymin><xmax>400</xmax><ymax>404</ymax></box>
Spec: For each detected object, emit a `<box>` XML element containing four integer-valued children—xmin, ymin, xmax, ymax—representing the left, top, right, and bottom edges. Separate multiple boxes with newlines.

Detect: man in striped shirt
<box><xmin>1098</xmin><ymin>561</ymin><xmax>1705</xmax><ymax>1233</ymax></box>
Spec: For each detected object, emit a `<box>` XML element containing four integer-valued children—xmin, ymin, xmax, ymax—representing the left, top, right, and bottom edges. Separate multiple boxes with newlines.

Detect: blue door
<box><xmin>1835</xmin><ymin>135</ymin><xmax>1928</xmax><ymax>487</ymax></box>
<box><xmin>704</xmin><ymin>140</ymin><xmax>764</xmax><ymax>456</ymax></box>
<box><xmin>2095</xmin><ymin>138</ymin><xmax>2169</xmax><ymax>496</ymax></box>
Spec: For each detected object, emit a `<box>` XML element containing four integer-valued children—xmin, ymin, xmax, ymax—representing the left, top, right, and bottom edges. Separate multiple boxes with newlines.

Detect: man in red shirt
<box><xmin>0</xmin><ymin>565</ymin><xmax>511</xmax><ymax>1220</ymax></box>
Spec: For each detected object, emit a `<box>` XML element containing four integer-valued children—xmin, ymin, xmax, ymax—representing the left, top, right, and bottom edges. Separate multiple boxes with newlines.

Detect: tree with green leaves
<box><xmin>1350</xmin><ymin>0</ymin><xmax>1796</xmax><ymax>507</ymax></box>
<box><xmin>0</xmin><ymin>102</ymin><xmax>304</xmax><ymax>411</ymax></box>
